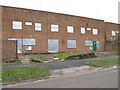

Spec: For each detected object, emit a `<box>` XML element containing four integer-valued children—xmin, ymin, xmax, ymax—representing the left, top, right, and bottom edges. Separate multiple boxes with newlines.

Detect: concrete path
<box><xmin>3</xmin><ymin>68</ymin><xmax>118</xmax><ymax>88</ymax></box>
<box><xmin>2</xmin><ymin>56</ymin><xmax>119</xmax><ymax>70</ymax></box>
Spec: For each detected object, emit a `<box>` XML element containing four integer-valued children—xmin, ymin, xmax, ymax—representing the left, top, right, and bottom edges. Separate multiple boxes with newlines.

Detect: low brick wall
<box><xmin>2</xmin><ymin>40</ymin><xmax>17</xmax><ymax>62</ymax></box>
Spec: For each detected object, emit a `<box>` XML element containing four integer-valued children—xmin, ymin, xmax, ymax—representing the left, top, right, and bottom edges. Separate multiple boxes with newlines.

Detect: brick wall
<box><xmin>2</xmin><ymin>40</ymin><xmax>17</xmax><ymax>61</ymax></box>
<box><xmin>2</xmin><ymin>6</ymin><xmax>106</xmax><ymax>53</ymax></box>
<box><xmin>105</xmin><ymin>41</ymin><xmax>118</xmax><ymax>52</ymax></box>
<box><xmin>105</xmin><ymin>22</ymin><xmax>119</xmax><ymax>41</ymax></box>
<box><xmin>1</xmin><ymin>6</ymin><xmax>120</xmax><ymax>53</ymax></box>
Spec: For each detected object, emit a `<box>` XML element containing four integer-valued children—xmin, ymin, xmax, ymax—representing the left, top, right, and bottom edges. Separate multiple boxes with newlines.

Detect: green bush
<box><xmin>30</xmin><ymin>56</ymin><xmax>44</xmax><ymax>63</ymax></box>
<box><xmin>16</xmin><ymin>60</ymin><xmax>22</xmax><ymax>64</ymax></box>
<box><xmin>55</xmin><ymin>52</ymin><xmax>84</xmax><ymax>59</ymax></box>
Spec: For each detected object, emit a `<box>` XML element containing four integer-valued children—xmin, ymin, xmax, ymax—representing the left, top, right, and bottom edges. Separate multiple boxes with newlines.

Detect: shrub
<box><xmin>30</xmin><ymin>56</ymin><xmax>44</xmax><ymax>63</ymax></box>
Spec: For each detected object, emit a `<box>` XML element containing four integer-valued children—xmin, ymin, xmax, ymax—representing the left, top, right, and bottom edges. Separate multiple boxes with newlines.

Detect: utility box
<box><xmin>93</xmin><ymin>41</ymin><xmax>97</xmax><ymax>51</ymax></box>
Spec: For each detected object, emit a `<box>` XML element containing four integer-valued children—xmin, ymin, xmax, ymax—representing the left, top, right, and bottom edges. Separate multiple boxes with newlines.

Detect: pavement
<box><xmin>2</xmin><ymin>56</ymin><xmax>119</xmax><ymax>70</ymax></box>
<box><xmin>3</xmin><ymin>67</ymin><xmax>118</xmax><ymax>88</ymax></box>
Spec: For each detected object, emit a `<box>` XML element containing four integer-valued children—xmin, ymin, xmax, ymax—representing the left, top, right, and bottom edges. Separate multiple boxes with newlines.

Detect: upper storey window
<box><xmin>35</xmin><ymin>23</ymin><xmax>41</xmax><ymax>31</ymax></box>
<box><xmin>67</xmin><ymin>26</ymin><xmax>74</xmax><ymax>33</ymax></box>
<box><xmin>51</xmin><ymin>24</ymin><xmax>59</xmax><ymax>32</ymax></box>
<box><xmin>93</xmin><ymin>28</ymin><xmax>98</xmax><ymax>35</ymax></box>
<box><xmin>81</xmin><ymin>27</ymin><xmax>85</xmax><ymax>34</ymax></box>
<box><xmin>112</xmin><ymin>31</ymin><xmax>116</xmax><ymax>36</ymax></box>
<box><xmin>12</xmin><ymin>21</ymin><xmax>22</xmax><ymax>30</ymax></box>
<box><xmin>25</xmin><ymin>22</ymin><xmax>32</xmax><ymax>25</ymax></box>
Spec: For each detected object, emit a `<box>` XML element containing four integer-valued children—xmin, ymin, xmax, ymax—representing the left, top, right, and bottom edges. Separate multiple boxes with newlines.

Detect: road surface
<box><xmin>3</xmin><ymin>68</ymin><xmax>118</xmax><ymax>88</ymax></box>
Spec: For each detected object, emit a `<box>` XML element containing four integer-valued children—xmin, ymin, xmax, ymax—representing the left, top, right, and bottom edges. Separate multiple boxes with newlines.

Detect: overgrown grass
<box><xmin>30</xmin><ymin>56</ymin><xmax>45</xmax><ymax>63</ymax></box>
<box><xmin>55</xmin><ymin>52</ymin><xmax>83</xmax><ymax>59</ymax></box>
<box><xmin>83</xmin><ymin>58</ymin><xmax>119</xmax><ymax>67</ymax></box>
<box><xmin>96</xmin><ymin>51</ymin><xmax>118</xmax><ymax>58</ymax></box>
<box><xmin>2</xmin><ymin>66</ymin><xmax>50</xmax><ymax>83</ymax></box>
<box><xmin>2</xmin><ymin>60</ymin><xmax>22</xmax><ymax>66</ymax></box>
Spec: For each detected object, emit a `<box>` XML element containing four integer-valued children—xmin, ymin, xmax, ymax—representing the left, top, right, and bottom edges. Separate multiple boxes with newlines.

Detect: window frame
<box><xmin>67</xmin><ymin>40</ymin><xmax>76</xmax><ymax>48</ymax></box>
<box><xmin>25</xmin><ymin>22</ymin><xmax>32</xmax><ymax>25</ymax></box>
<box><xmin>81</xmin><ymin>27</ymin><xmax>86</xmax><ymax>34</ymax></box>
<box><xmin>96</xmin><ymin>41</ymin><xmax>100</xmax><ymax>47</ymax></box>
<box><xmin>23</xmin><ymin>38</ymin><xmax>36</xmax><ymax>45</ymax></box>
<box><xmin>112</xmin><ymin>31</ymin><xmax>116</xmax><ymax>36</ymax></box>
<box><xmin>92</xmin><ymin>28</ymin><xmax>98</xmax><ymax>35</ymax></box>
<box><xmin>51</xmin><ymin>24</ymin><xmax>59</xmax><ymax>32</ymax></box>
<box><xmin>35</xmin><ymin>23</ymin><xmax>42</xmax><ymax>31</ymax></box>
<box><xmin>12</xmin><ymin>21</ymin><xmax>22</xmax><ymax>30</ymax></box>
<box><xmin>85</xmin><ymin>40</ymin><xmax>93</xmax><ymax>46</ymax></box>
<box><xmin>67</xmin><ymin>26</ymin><xmax>74</xmax><ymax>33</ymax></box>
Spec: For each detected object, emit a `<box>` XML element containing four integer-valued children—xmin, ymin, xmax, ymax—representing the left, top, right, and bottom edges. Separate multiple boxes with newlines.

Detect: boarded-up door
<box><xmin>48</xmin><ymin>39</ymin><xmax>58</xmax><ymax>53</ymax></box>
<box><xmin>8</xmin><ymin>38</ymin><xmax>22</xmax><ymax>53</ymax></box>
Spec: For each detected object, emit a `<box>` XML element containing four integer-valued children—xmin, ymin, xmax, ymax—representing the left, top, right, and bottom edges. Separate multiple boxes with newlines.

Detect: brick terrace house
<box><xmin>1</xmin><ymin>6</ymin><xmax>119</xmax><ymax>54</ymax></box>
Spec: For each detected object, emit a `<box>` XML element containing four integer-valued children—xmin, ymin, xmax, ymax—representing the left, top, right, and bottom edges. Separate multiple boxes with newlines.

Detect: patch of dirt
<box><xmin>19</xmin><ymin>54</ymin><xmax>57</xmax><ymax>61</ymax></box>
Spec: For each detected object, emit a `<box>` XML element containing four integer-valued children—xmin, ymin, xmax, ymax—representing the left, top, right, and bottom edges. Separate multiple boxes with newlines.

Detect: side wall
<box><xmin>105</xmin><ymin>22</ymin><xmax>119</xmax><ymax>41</ymax></box>
<box><xmin>2</xmin><ymin>40</ymin><xmax>17</xmax><ymax>61</ymax></box>
<box><xmin>105</xmin><ymin>22</ymin><xmax>119</xmax><ymax>52</ymax></box>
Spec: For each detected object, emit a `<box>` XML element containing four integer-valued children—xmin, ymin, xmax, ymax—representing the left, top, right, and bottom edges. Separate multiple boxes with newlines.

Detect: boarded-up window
<box><xmin>68</xmin><ymin>40</ymin><xmax>76</xmax><ymax>48</ymax></box>
<box><xmin>35</xmin><ymin>23</ymin><xmax>41</xmax><ymax>31</ymax></box>
<box><xmin>12</xmin><ymin>21</ymin><xmax>22</xmax><ymax>29</ymax></box>
<box><xmin>51</xmin><ymin>24</ymin><xmax>59</xmax><ymax>32</ymax></box>
<box><xmin>48</xmin><ymin>39</ymin><xmax>58</xmax><ymax>52</ymax></box>
<box><xmin>23</xmin><ymin>39</ymin><xmax>36</xmax><ymax>45</ymax></box>
<box><xmin>67</xmin><ymin>26</ymin><xmax>74</xmax><ymax>33</ymax></box>
<box><xmin>81</xmin><ymin>27</ymin><xmax>85</xmax><ymax>34</ymax></box>
<box><xmin>85</xmin><ymin>40</ymin><xmax>93</xmax><ymax>46</ymax></box>
<box><xmin>25</xmin><ymin>22</ymin><xmax>32</xmax><ymax>25</ymax></box>
<box><xmin>93</xmin><ymin>29</ymin><xmax>98</xmax><ymax>35</ymax></box>
<box><xmin>112</xmin><ymin>31</ymin><xmax>116</xmax><ymax>36</ymax></box>
<box><xmin>96</xmin><ymin>41</ymin><xmax>100</xmax><ymax>47</ymax></box>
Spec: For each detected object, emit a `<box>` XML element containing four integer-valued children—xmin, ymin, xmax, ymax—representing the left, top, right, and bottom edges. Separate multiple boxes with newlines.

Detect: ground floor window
<box><xmin>67</xmin><ymin>40</ymin><xmax>76</xmax><ymax>48</ymax></box>
<box><xmin>48</xmin><ymin>39</ymin><xmax>59</xmax><ymax>53</ymax></box>
<box><xmin>96</xmin><ymin>41</ymin><xmax>100</xmax><ymax>47</ymax></box>
<box><xmin>85</xmin><ymin>40</ymin><xmax>93</xmax><ymax>46</ymax></box>
<box><xmin>23</xmin><ymin>38</ymin><xmax>36</xmax><ymax>45</ymax></box>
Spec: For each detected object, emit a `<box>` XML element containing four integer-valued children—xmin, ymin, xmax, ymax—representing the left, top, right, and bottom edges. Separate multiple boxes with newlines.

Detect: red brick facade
<box><xmin>105</xmin><ymin>22</ymin><xmax>119</xmax><ymax>41</ymax></box>
<box><xmin>1</xmin><ymin>6</ymin><xmax>120</xmax><ymax>53</ymax></box>
<box><xmin>2</xmin><ymin>40</ymin><xmax>17</xmax><ymax>61</ymax></box>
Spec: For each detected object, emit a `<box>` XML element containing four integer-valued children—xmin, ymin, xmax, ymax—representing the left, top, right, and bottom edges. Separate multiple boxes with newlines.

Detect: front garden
<box><xmin>2</xmin><ymin>66</ymin><xmax>50</xmax><ymax>83</ymax></box>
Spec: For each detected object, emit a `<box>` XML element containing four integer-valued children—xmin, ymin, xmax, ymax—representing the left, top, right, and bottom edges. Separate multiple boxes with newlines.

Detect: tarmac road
<box><xmin>3</xmin><ymin>67</ymin><xmax>118</xmax><ymax>88</ymax></box>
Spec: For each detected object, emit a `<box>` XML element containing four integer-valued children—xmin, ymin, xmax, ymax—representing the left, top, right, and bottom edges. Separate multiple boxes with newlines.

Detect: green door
<box><xmin>93</xmin><ymin>41</ymin><xmax>97</xmax><ymax>51</ymax></box>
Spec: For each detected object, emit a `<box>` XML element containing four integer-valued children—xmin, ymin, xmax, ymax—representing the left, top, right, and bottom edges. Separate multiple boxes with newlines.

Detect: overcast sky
<box><xmin>0</xmin><ymin>0</ymin><xmax>119</xmax><ymax>23</ymax></box>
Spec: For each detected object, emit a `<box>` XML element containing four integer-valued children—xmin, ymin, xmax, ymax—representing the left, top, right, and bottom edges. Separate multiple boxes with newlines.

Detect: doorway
<box><xmin>8</xmin><ymin>38</ymin><xmax>22</xmax><ymax>53</ymax></box>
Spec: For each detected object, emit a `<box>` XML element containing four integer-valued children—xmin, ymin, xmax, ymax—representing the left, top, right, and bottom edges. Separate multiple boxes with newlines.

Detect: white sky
<box><xmin>0</xmin><ymin>0</ymin><xmax>119</xmax><ymax>23</ymax></box>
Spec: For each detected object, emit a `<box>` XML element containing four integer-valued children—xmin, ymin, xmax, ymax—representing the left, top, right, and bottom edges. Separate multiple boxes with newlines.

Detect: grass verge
<box><xmin>55</xmin><ymin>52</ymin><xmax>83</xmax><ymax>59</ymax></box>
<box><xmin>2</xmin><ymin>66</ymin><xmax>50</xmax><ymax>83</ymax></box>
<box><xmin>83</xmin><ymin>58</ymin><xmax>119</xmax><ymax>67</ymax></box>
